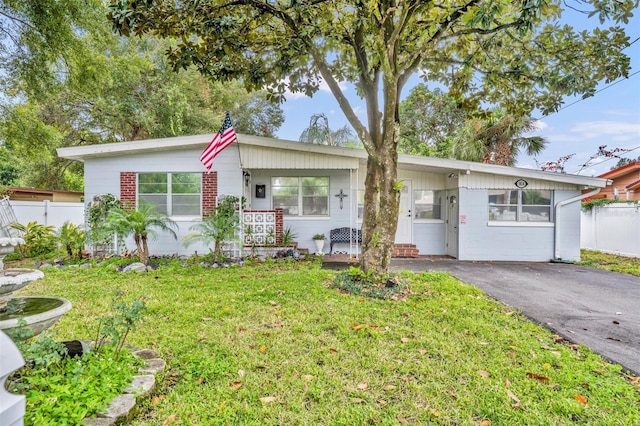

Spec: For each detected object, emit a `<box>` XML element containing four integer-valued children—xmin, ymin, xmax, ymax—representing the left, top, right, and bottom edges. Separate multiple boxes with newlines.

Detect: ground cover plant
<box><xmin>5</xmin><ymin>294</ymin><xmax>144</xmax><ymax>425</ymax></box>
<box><xmin>9</xmin><ymin>258</ymin><xmax>640</xmax><ymax>425</ymax></box>
<box><xmin>580</xmin><ymin>250</ymin><xmax>640</xmax><ymax>277</ymax></box>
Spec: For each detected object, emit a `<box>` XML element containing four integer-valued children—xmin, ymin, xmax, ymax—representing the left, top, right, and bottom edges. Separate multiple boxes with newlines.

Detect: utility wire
<box><xmin>533</xmin><ymin>37</ymin><xmax>639</xmax><ymax>119</ymax></box>
<box><xmin>534</xmin><ymin>70</ymin><xmax>640</xmax><ymax>120</ymax></box>
<box><xmin>571</xmin><ymin>145</ymin><xmax>640</xmax><ymax>175</ymax></box>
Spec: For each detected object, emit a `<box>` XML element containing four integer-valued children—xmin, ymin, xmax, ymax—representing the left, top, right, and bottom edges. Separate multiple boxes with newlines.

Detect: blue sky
<box><xmin>273</xmin><ymin>8</ymin><xmax>640</xmax><ymax>177</ymax></box>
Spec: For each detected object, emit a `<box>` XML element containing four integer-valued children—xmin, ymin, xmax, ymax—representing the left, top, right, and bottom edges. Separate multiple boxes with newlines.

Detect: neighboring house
<box><xmin>592</xmin><ymin>162</ymin><xmax>640</xmax><ymax>201</ymax></box>
<box><xmin>7</xmin><ymin>187</ymin><xmax>84</xmax><ymax>203</ymax></box>
<box><xmin>57</xmin><ymin>134</ymin><xmax>609</xmax><ymax>262</ymax></box>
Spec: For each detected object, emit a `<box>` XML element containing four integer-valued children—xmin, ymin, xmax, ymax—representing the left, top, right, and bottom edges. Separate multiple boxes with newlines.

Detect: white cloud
<box><xmin>318</xmin><ymin>78</ymin><xmax>348</xmax><ymax>94</ymax></box>
<box><xmin>531</xmin><ymin>119</ymin><xmax>548</xmax><ymax>131</ymax></box>
<box><xmin>568</xmin><ymin>121</ymin><xmax>640</xmax><ymax>141</ymax></box>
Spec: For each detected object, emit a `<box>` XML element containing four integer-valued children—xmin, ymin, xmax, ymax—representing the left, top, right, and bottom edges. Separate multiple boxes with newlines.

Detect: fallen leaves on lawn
<box><xmin>383</xmin><ymin>385</ymin><xmax>396</xmax><ymax>391</ymax></box>
<box><xmin>477</xmin><ymin>370</ymin><xmax>490</xmax><ymax>378</ymax></box>
<box><xmin>526</xmin><ymin>372</ymin><xmax>550</xmax><ymax>383</ymax></box>
<box><xmin>260</xmin><ymin>396</ymin><xmax>277</xmax><ymax>404</ymax></box>
<box><xmin>230</xmin><ymin>381</ymin><xmax>242</xmax><ymax>390</ymax></box>
<box><xmin>476</xmin><ymin>420</ymin><xmax>491</xmax><ymax>426</ymax></box>
<box><xmin>575</xmin><ymin>394</ymin><xmax>587</xmax><ymax>405</ymax></box>
<box><xmin>259</xmin><ymin>345</ymin><xmax>267</xmax><ymax>353</ymax></box>
<box><xmin>162</xmin><ymin>414</ymin><xmax>177</xmax><ymax>425</ymax></box>
<box><xmin>152</xmin><ymin>395</ymin><xmax>167</xmax><ymax>405</ymax></box>
<box><xmin>507</xmin><ymin>389</ymin><xmax>521</xmax><ymax>408</ymax></box>
<box><xmin>357</xmin><ymin>383</ymin><xmax>368</xmax><ymax>390</ymax></box>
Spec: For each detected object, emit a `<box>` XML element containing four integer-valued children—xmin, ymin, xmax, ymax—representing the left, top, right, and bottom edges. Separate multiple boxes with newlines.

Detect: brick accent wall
<box><xmin>275</xmin><ymin>208</ymin><xmax>283</xmax><ymax>246</ymax></box>
<box><xmin>120</xmin><ymin>172</ymin><xmax>136</xmax><ymax>210</ymax></box>
<box><xmin>202</xmin><ymin>172</ymin><xmax>218</xmax><ymax>218</ymax></box>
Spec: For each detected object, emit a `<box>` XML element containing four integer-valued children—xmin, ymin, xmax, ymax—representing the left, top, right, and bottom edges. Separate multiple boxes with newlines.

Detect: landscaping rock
<box><xmin>139</xmin><ymin>358</ymin><xmax>166</xmax><ymax>374</ymax></box>
<box><xmin>83</xmin><ymin>417</ymin><xmax>116</xmax><ymax>426</ymax></box>
<box><xmin>97</xmin><ymin>394</ymin><xmax>136</xmax><ymax>420</ymax></box>
<box><xmin>132</xmin><ymin>349</ymin><xmax>159</xmax><ymax>360</ymax></box>
<box><xmin>122</xmin><ymin>263</ymin><xmax>147</xmax><ymax>272</ymax></box>
<box><xmin>125</xmin><ymin>375</ymin><xmax>156</xmax><ymax>397</ymax></box>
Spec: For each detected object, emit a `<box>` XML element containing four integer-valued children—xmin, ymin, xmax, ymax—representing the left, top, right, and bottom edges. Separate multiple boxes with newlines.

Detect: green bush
<box><xmin>57</xmin><ymin>221</ymin><xmax>86</xmax><ymax>258</ymax></box>
<box><xmin>10</xmin><ymin>221</ymin><xmax>57</xmax><ymax>258</ymax></box>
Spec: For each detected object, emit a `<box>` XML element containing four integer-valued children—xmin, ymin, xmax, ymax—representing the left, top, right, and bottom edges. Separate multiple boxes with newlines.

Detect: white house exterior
<box><xmin>57</xmin><ymin>134</ymin><xmax>609</xmax><ymax>262</ymax></box>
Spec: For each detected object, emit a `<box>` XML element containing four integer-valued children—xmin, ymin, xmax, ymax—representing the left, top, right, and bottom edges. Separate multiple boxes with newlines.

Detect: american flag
<box><xmin>200</xmin><ymin>111</ymin><xmax>237</xmax><ymax>170</ymax></box>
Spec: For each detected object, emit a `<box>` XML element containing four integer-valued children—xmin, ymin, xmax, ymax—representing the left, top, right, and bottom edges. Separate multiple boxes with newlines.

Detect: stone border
<box><xmin>83</xmin><ymin>348</ymin><xmax>165</xmax><ymax>425</ymax></box>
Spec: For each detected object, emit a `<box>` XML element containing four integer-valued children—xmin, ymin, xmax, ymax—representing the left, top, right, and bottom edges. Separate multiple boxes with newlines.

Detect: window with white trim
<box><xmin>488</xmin><ymin>189</ymin><xmax>552</xmax><ymax>222</ymax></box>
<box><xmin>272</xmin><ymin>177</ymin><xmax>329</xmax><ymax>216</ymax></box>
<box><xmin>414</xmin><ymin>190</ymin><xmax>443</xmax><ymax>220</ymax></box>
<box><xmin>138</xmin><ymin>173</ymin><xmax>201</xmax><ymax>216</ymax></box>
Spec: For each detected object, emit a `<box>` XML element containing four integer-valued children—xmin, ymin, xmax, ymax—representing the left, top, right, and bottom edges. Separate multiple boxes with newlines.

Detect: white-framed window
<box><xmin>138</xmin><ymin>172</ymin><xmax>201</xmax><ymax>216</ymax></box>
<box><xmin>488</xmin><ymin>189</ymin><xmax>552</xmax><ymax>222</ymax></box>
<box><xmin>414</xmin><ymin>190</ymin><xmax>443</xmax><ymax>220</ymax></box>
<box><xmin>272</xmin><ymin>177</ymin><xmax>329</xmax><ymax>216</ymax></box>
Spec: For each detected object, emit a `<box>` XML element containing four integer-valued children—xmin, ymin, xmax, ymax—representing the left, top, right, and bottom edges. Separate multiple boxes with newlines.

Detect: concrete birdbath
<box><xmin>0</xmin><ymin>237</ymin><xmax>72</xmax><ymax>340</ymax></box>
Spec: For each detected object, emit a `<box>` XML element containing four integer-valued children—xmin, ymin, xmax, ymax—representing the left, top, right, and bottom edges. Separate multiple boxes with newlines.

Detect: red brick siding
<box><xmin>120</xmin><ymin>172</ymin><xmax>136</xmax><ymax>210</ymax></box>
<box><xmin>275</xmin><ymin>208</ymin><xmax>283</xmax><ymax>246</ymax></box>
<box><xmin>202</xmin><ymin>172</ymin><xmax>218</xmax><ymax>218</ymax></box>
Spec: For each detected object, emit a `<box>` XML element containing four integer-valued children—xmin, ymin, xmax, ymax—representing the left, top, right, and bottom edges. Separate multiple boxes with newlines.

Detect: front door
<box><xmin>446</xmin><ymin>191</ymin><xmax>459</xmax><ymax>258</ymax></box>
<box><xmin>395</xmin><ymin>180</ymin><xmax>412</xmax><ymax>244</ymax></box>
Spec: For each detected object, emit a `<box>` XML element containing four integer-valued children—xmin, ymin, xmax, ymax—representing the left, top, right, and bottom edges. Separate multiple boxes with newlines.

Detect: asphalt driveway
<box><xmin>390</xmin><ymin>259</ymin><xmax>640</xmax><ymax>376</ymax></box>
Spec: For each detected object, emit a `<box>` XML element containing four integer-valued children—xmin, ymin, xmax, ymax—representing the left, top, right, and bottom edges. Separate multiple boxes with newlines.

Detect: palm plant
<box><xmin>182</xmin><ymin>209</ymin><xmax>239</xmax><ymax>262</ymax></box>
<box><xmin>10</xmin><ymin>221</ymin><xmax>57</xmax><ymax>257</ymax></box>
<box><xmin>449</xmin><ymin>109</ymin><xmax>546</xmax><ymax>166</ymax></box>
<box><xmin>57</xmin><ymin>221</ymin><xmax>85</xmax><ymax>258</ymax></box>
<box><xmin>104</xmin><ymin>204</ymin><xmax>177</xmax><ymax>264</ymax></box>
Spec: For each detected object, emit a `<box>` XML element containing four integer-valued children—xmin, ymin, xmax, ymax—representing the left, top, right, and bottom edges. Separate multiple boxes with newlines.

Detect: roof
<box><xmin>57</xmin><ymin>133</ymin><xmax>609</xmax><ymax>188</ymax></box>
<box><xmin>598</xmin><ymin>162</ymin><xmax>640</xmax><ymax>180</ymax></box>
<box><xmin>8</xmin><ymin>187</ymin><xmax>83</xmax><ymax>197</ymax></box>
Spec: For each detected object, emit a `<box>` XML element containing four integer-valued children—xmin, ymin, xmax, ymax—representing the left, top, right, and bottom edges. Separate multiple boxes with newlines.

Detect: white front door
<box><xmin>395</xmin><ymin>180</ymin><xmax>412</xmax><ymax>243</ymax></box>
<box><xmin>446</xmin><ymin>191</ymin><xmax>459</xmax><ymax>258</ymax></box>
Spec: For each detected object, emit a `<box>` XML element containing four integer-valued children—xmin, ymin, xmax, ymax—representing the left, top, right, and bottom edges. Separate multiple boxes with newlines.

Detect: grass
<box><xmin>9</xmin><ymin>257</ymin><xmax>640</xmax><ymax>425</ymax></box>
<box><xmin>580</xmin><ymin>250</ymin><xmax>640</xmax><ymax>277</ymax></box>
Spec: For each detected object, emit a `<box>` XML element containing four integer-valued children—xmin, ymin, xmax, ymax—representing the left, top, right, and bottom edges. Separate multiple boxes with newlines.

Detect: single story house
<box><xmin>57</xmin><ymin>134</ymin><xmax>610</xmax><ymax>262</ymax></box>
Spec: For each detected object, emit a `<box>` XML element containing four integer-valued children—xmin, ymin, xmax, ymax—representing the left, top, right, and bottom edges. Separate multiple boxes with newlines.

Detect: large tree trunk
<box><xmin>360</xmin><ymin>148</ymin><xmax>400</xmax><ymax>275</ymax></box>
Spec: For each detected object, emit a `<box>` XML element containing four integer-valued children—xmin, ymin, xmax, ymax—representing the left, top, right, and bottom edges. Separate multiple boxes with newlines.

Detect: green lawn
<box><xmin>12</xmin><ymin>258</ymin><xmax>640</xmax><ymax>425</ymax></box>
<box><xmin>580</xmin><ymin>250</ymin><xmax>640</xmax><ymax>277</ymax></box>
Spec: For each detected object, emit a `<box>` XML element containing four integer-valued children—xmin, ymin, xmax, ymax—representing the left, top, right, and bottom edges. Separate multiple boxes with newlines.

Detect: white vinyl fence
<box><xmin>9</xmin><ymin>200</ymin><xmax>85</xmax><ymax>229</ymax></box>
<box><xmin>581</xmin><ymin>203</ymin><xmax>640</xmax><ymax>258</ymax></box>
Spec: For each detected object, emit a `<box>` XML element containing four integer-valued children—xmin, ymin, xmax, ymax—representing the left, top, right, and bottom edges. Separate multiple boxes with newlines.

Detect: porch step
<box><xmin>392</xmin><ymin>244</ymin><xmax>419</xmax><ymax>258</ymax></box>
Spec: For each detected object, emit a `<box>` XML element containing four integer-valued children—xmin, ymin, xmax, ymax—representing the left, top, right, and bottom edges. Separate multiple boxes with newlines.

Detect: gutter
<box><xmin>553</xmin><ymin>187</ymin><xmax>602</xmax><ymax>261</ymax></box>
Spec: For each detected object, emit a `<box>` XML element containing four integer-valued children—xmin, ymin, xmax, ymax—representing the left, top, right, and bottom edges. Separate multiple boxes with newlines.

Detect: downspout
<box><xmin>553</xmin><ymin>187</ymin><xmax>601</xmax><ymax>262</ymax></box>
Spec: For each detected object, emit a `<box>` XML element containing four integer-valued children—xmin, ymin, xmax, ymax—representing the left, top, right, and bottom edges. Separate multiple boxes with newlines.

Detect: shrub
<box><xmin>10</xmin><ymin>221</ymin><xmax>57</xmax><ymax>258</ymax></box>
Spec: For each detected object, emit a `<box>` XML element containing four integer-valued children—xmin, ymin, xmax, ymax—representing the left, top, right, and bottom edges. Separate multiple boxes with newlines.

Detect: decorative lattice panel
<box><xmin>242</xmin><ymin>211</ymin><xmax>276</xmax><ymax>246</ymax></box>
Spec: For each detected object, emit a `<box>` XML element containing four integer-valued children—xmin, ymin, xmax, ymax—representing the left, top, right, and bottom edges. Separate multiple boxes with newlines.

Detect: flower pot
<box><xmin>313</xmin><ymin>239</ymin><xmax>325</xmax><ymax>254</ymax></box>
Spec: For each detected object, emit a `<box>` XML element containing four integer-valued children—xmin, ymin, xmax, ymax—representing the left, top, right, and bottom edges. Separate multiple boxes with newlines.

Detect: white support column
<box><xmin>0</xmin><ymin>331</ymin><xmax>25</xmax><ymax>426</ymax></box>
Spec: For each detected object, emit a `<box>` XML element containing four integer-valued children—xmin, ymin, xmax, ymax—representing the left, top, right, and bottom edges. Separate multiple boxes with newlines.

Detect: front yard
<box><xmin>11</xmin><ymin>258</ymin><xmax>640</xmax><ymax>425</ymax></box>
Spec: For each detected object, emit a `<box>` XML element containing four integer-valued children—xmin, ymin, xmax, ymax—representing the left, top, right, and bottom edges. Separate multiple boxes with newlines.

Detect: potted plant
<box><xmin>312</xmin><ymin>233</ymin><xmax>325</xmax><ymax>254</ymax></box>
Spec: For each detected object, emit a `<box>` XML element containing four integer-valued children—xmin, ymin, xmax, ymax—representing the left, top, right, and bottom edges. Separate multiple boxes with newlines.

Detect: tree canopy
<box><xmin>108</xmin><ymin>0</ymin><xmax>635</xmax><ymax>275</ymax></box>
<box><xmin>299</xmin><ymin>113</ymin><xmax>357</xmax><ymax>146</ymax></box>
<box><xmin>0</xmin><ymin>4</ymin><xmax>284</xmax><ymax>190</ymax></box>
